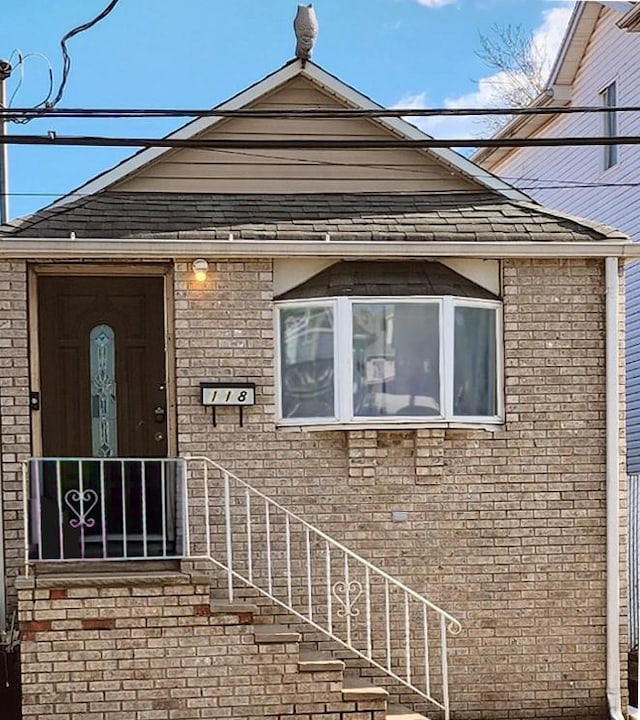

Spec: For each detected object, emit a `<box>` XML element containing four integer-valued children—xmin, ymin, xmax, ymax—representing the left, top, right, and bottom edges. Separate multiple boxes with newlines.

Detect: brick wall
<box><xmin>3</xmin><ymin>257</ymin><xmax>625</xmax><ymax>719</ymax></box>
<box><xmin>172</xmin><ymin>258</ymin><xmax>618</xmax><ymax>719</ymax></box>
<box><xmin>17</xmin><ymin>572</ymin><xmax>386</xmax><ymax>720</ymax></box>
<box><xmin>0</xmin><ymin>261</ymin><xmax>31</xmax><ymax>608</ymax></box>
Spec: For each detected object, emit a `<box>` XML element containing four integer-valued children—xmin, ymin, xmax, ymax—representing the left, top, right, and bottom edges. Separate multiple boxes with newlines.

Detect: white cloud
<box><xmin>396</xmin><ymin>3</ymin><xmax>573</xmax><ymax>139</ymax></box>
<box><xmin>415</xmin><ymin>0</ymin><xmax>457</xmax><ymax>7</ymax></box>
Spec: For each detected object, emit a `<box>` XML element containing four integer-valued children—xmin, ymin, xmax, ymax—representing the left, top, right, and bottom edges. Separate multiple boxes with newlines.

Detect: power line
<box><xmin>3</xmin><ymin>179</ymin><xmax>640</xmax><ymax>198</ymax></box>
<box><xmin>0</xmin><ymin>133</ymin><xmax>637</xmax><ymax>150</ymax></box>
<box><xmin>1</xmin><ymin>103</ymin><xmax>640</xmax><ymax>121</ymax></box>
<box><xmin>49</xmin><ymin>0</ymin><xmax>121</xmax><ymax>108</ymax></box>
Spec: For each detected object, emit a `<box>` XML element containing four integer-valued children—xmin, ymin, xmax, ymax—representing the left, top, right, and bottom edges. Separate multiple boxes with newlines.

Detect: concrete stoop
<box><xmin>210</xmin><ymin>600</ymin><xmax>431</xmax><ymax>720</ymax></box>
<box><xmin>17</xmin><ymin>569</ymin><xmax>432</xmax><ymax>720</ymax></box>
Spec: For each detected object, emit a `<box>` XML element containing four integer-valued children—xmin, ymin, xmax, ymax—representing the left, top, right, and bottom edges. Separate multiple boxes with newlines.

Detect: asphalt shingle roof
<box><xmin>1</xmin><ymin>191</ymin><xmax>626</xmax><ymax>243</ymax></box>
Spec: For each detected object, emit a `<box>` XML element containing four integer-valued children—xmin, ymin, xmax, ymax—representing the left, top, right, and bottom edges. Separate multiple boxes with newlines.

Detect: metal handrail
<box><xmin>185</xmin><ymin>455</ymin><xmax>461</xmax><ymax>719</ymax></box>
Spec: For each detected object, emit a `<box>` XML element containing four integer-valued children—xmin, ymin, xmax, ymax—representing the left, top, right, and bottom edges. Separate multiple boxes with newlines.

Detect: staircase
<box><xmin>209</xmin><ymin>598</ymin><xmax>432</xmax><ymax>720</ymax></box>
<box><xmin>22</xmin><ymin>455</ymin><xmax>461</xmax><ymax>719</ymax></box>
<box><xmin>183</xmin><ymin>456</ymin><xmax>462</xmax><ymax>720</ymax></box>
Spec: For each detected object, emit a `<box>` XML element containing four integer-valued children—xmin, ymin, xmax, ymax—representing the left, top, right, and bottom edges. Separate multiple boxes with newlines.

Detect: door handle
<box><xmin>154</xmin><ymin>406</ymin><xmax>166</xmax><ymax>423</ymax></box>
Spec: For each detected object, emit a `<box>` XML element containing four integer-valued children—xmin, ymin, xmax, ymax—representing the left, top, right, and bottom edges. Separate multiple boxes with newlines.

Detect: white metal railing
<box><xmin>184</xmin><ymin>456</ymin><xmax>461</xmax><ymax>719</ymax></box>
<box><xmin>23</xmin><ymin>458</ymin><xmax>186</xmax><ymax>564</ymax></box>
<box><xmin>22</xmin><ymin>454</ymin><xmax>461</xmax><ymax>717</ymax></box>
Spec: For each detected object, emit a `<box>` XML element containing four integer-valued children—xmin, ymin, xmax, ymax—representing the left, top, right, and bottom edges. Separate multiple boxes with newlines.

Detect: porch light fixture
<box><xmin>192</xmin><ymin>258</ymin><xmax>209</xmax><ymax>283</ymax></box>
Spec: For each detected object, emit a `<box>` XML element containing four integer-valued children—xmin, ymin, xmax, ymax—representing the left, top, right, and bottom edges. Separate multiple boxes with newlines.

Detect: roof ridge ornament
<box><xmin>294</xmin><ymin>4</ymin><xmax>319</xmax><ymax>64</ymax></box>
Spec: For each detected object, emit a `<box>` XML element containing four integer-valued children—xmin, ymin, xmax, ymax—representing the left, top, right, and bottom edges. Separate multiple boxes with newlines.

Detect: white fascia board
<box><xmin>1</xmin><ymin>238</ymin><xmax>636</xmax><ymax>259</ymax></box>
<box><xmin>300</xmin><ymin>64</ymin><xmax>530</xmax><ymax>203</ymax></box>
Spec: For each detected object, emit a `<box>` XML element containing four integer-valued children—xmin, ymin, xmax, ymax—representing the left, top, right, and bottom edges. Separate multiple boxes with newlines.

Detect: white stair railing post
<box><xmin>223</xmin><ymin>471</ymin><xmax>234</xmax><ymax>603</ymax></box>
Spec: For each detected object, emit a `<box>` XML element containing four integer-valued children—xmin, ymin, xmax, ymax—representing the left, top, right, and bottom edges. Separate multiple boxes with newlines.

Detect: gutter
<box><xmin>0</xmin><ymin>238</ymin><xmax>636</xmax><ymax>260</ymax></box>
<box><xmin>606</xmin><ymin>256</ymin><xmax>625</xmax><ymax>720</ymax></box>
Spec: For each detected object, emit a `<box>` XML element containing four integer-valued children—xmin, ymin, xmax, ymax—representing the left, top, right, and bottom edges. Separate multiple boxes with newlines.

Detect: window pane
<box><xmin>353</xmin><ymin>303</ymin><xmax>440</xmax><ymax>417</ymax></box>
<box><xmin>602</xmin><ymin>82</ymin><xmax>618</xmax><ymax>169</ymax></box>
<box><xmin>454</xmin><ymin>306</ymin><xmax>497</xmax><ymax>417</ymax></box>
<box><xmin>280</xmin><ymin>306</ymin><xmax>335</xmax><ymax>419</ymax></box>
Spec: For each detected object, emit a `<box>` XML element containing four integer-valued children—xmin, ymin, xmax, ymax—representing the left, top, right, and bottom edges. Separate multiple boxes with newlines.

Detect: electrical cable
<box><xmin>0</xmin><ymin>133</ymin><xmax>638</xmax><ymax>149</ymax></box>
<box><xmin>48</xmin><ymin>0</ymin><xmax>121</xmax><ymax>108</ymax></box>
<box><xmin>1</xmin><ymin>103</ymin><xmax>640</xmax><ymax>120</ymax></box>
<box><xmin>4</xmin><ymin>49</ymin><xmax>55</xmax><ymax>123</ymax></box>
<box><xmin>4</xmin><ymin>178</ymin><xmax>640</xmax><ymax>199</ymax></box>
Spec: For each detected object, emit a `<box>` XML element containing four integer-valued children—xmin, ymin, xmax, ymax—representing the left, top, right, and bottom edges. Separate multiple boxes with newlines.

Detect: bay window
<box><xmin>277</xmin><ymin>295</ymin><xmax>502</xmax><ymax>426</ymax></box>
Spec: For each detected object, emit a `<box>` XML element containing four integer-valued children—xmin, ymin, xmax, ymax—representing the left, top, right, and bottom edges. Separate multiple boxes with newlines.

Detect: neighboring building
<box><xmin>474</xmin><ymin>1</ymin><xmax>640</xmax><ymax>470</ymax></box>
<box><xmin>0</xmin><ymin>57</ymin><xmax>636</xmax><ymax>720</ymax></box>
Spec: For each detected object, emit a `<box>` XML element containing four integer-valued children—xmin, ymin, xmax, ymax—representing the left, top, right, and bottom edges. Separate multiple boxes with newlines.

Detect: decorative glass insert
<box><xmin>454</xmin><ymin>305</ymin><xmax>497</xmax><ymax>417</ymax></box>
<box><xmin>90</xmin><ymin>324</ymin><xmax>118</xmax><ymax>457</ymax></box>
<box><xmin>353</xmin><ymin>302</ymin><xmax>440</xmax><ymax>417</ymax></box>
<box><xmin>279</xmin><ymin>305</ymin><xmax>335</xmax><ymax>419</ymax></box>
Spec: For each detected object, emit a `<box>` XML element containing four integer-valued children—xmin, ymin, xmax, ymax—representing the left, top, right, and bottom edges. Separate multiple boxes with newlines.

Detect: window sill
<box><xmin>276</xmin><ymin>420</ymin><xmax>504</xmax><ymax>433</ymax></box>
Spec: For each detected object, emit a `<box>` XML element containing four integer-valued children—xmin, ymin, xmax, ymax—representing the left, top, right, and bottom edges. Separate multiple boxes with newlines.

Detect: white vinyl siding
<box><xmin>482</xmin><ymin>7</ymin><xmax>640</xmax><ymax>470</ymax></box>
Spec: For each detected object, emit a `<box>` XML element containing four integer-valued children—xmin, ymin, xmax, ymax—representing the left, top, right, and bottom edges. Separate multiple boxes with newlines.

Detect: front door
<box><xmin>34</xmin><ymin>274</ymin><xmax>173</xmax><ymax>559</ymax></box>
<box><xmin>38</xmin><ymin>275</ymin><xmax>168</xmax><ymax>458</ymax></box>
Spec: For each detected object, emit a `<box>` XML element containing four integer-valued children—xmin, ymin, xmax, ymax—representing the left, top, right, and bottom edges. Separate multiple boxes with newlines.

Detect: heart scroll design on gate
<box><xmin>64</xmin><ymin>489</ymin><xmax>99</xmax><ymax>529</ymax></box>
<box><xmin>332</xmin><ymin>580</ymin><xmax>363</xmax><ymax>620</ymax></box>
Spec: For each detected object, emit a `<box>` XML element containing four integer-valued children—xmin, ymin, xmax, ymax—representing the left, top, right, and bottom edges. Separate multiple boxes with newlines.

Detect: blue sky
<box><xmin>2</xmin><ymin>0</ymin><xmax>575</xmax><ymax>220</ymax></box>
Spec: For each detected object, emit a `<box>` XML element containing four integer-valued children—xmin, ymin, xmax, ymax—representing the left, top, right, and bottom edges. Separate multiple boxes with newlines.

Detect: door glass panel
<box><xmin>90</xmin><ymin>324</ymin><xmax>118</xmax><ymax>457</ymax></box>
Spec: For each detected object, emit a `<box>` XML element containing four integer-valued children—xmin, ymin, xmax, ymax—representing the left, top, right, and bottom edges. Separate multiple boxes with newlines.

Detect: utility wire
<box><xmin>4</xmin><ymin>49</ymin><xmax>55</xmax><ymax>123</ymax></box>
<box><xmin>49</xmin><ymin>0</ymin><xmax>121</xmax><ymax>108</ymax></box>
<box><xmin>1</xmin><ymin>103</ymin><xmax>640</xmax><ymax>120</ymax></box>
<box><xmin>0</xmin><ymin>133</ymin><xmax>637</xmax><ymax>149</ymax></box>
<box><xmin>3</xmin><ymin>180</ymin><xmax>640</xmax><ymax>198</ymax></box>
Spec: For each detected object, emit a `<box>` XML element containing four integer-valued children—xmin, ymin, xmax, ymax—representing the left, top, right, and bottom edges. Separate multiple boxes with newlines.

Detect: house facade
<box><xmin>474</xmin><ymin>1</ymin><xmax>640</xmax><ymax>471</ymax></box>
<box><xmin>0</xmin><ymin>59</ymin><xmax>636</xmax><ymax>720</ymax></box>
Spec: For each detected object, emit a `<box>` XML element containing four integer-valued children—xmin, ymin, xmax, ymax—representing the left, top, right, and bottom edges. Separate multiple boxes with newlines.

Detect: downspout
<box><xmin>606</xmin><ymin>256</ymin><xmax>625</xmax><ymax>720</ymax></box>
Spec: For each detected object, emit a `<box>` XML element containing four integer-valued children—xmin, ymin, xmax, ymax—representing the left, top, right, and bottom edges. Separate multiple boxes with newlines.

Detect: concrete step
<box><xmin>209</xmin><ymin>601</ymin><xmax>260</xmax><ymax>615</ymax></box>
<box><xmin>387</xmin><ymin>705</ymin><xmax>430</xmax><ymax>720</ymax></box>
<box><xmin>298</xmin><ymin>651</ymin><xmax>346</xmax><ymax>673</ymax></box>
<box><xmin>342</xmin><ymin>677</ymin><xmax>390</xmax><ymax>702</ymax></box>
<box><xmin>254</xmin><ymin>623</ymin><xmax>301</xmax><ymax>644</ymax></box>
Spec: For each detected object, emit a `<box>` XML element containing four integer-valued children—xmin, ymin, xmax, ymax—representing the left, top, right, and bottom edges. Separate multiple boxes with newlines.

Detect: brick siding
<box><xmin>5</xmin><ymin>257</ymin><xmax>626</xmax><ymax>719</ymax></box>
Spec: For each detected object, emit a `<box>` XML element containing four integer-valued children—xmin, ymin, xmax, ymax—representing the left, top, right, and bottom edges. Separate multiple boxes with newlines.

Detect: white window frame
<box><xmin>600</xmin><ymin>80</ymin><xmax>619</xmax><ymax>171</ymax></box>
<box><xmin>276</xmin><ymin>295</ymin><xmax>504</xmax><ymax>429</ymax></box>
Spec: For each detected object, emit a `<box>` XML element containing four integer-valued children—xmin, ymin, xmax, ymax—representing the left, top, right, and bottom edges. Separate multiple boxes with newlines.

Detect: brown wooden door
<box><xmin>38</xmin><ymin>275</ymin><xmax>168</xmax><ymax>458</ymax></box>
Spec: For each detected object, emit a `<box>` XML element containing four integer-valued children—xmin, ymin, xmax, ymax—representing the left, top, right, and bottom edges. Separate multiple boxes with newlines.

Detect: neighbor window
<box><xmin>276</xmin><ymin>296</ymin><xmax>502</xmax><ymax>426</ymax></box>
<box><xmin>601</xmin><ymin>81</ymin><xmax>618</xmax><ymax>170</ymax></box>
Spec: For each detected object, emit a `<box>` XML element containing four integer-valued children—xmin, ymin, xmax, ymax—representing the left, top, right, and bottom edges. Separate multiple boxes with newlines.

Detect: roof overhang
<box><xmin>1</xmin><ymin>237</ymin><xmax>636</xmax><ymax>260</ymax></box>
<box><xmin>618</xmin><ymin>3</ymin><xmax>640</xmax><ymax>29</ymax></box>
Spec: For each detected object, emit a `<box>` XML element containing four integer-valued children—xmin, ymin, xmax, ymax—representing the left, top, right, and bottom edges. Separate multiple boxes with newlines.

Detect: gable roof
<box><xmin>473</xmin><ymin>2</ymin><xmax>634</xmax><ymax>167</ymax></box>
<box><xmin>1</xmin><ymin>191</ymin><xmax>626</xmax><ymax>244</ymax></box>
<box><xmin>7</xmin><ymin>58</ymin><xmax>529</xmax><ymax>227</ymax></box>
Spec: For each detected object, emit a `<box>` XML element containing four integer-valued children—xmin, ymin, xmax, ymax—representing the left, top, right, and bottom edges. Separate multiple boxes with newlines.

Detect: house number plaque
<box><xmin>200</xmin><ymin>382</ymin><xmax>256</xmax><ymax>427</ymax></box>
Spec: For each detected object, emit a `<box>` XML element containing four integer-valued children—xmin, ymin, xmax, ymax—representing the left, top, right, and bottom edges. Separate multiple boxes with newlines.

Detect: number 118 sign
<box><xmin>200</xmin><ymin>382</ymin><xmax>256</xmax><ymax>426</ymax></box>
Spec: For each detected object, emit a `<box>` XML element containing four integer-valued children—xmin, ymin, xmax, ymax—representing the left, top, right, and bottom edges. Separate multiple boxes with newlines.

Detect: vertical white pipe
<box><xmin>0</xmin><ymin>61</ymin><xmax>10</xmax><ymax>225</ymax></box>
<box><xmin>606</xmin><ymin>256</ymin><xmax>625</xmax><ymax>720</ymax></box>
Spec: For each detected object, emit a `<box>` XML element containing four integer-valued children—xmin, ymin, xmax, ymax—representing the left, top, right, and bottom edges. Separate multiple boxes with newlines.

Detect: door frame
<box><xmin>28</xmin><ymin>263</ymin><xmax>177</xmax><ymax>458</ymax></box>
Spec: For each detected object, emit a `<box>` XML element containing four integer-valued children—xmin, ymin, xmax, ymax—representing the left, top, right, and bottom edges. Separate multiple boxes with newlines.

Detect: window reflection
<box><xmin>280</xmin><ymin>306</ymin><xmax>335</xmax><ymax>419</ymax></box>
<box><xmin>353</xmin><ymin>303</ymin><xmax>440</xmax><ymax>417</ymax></box>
